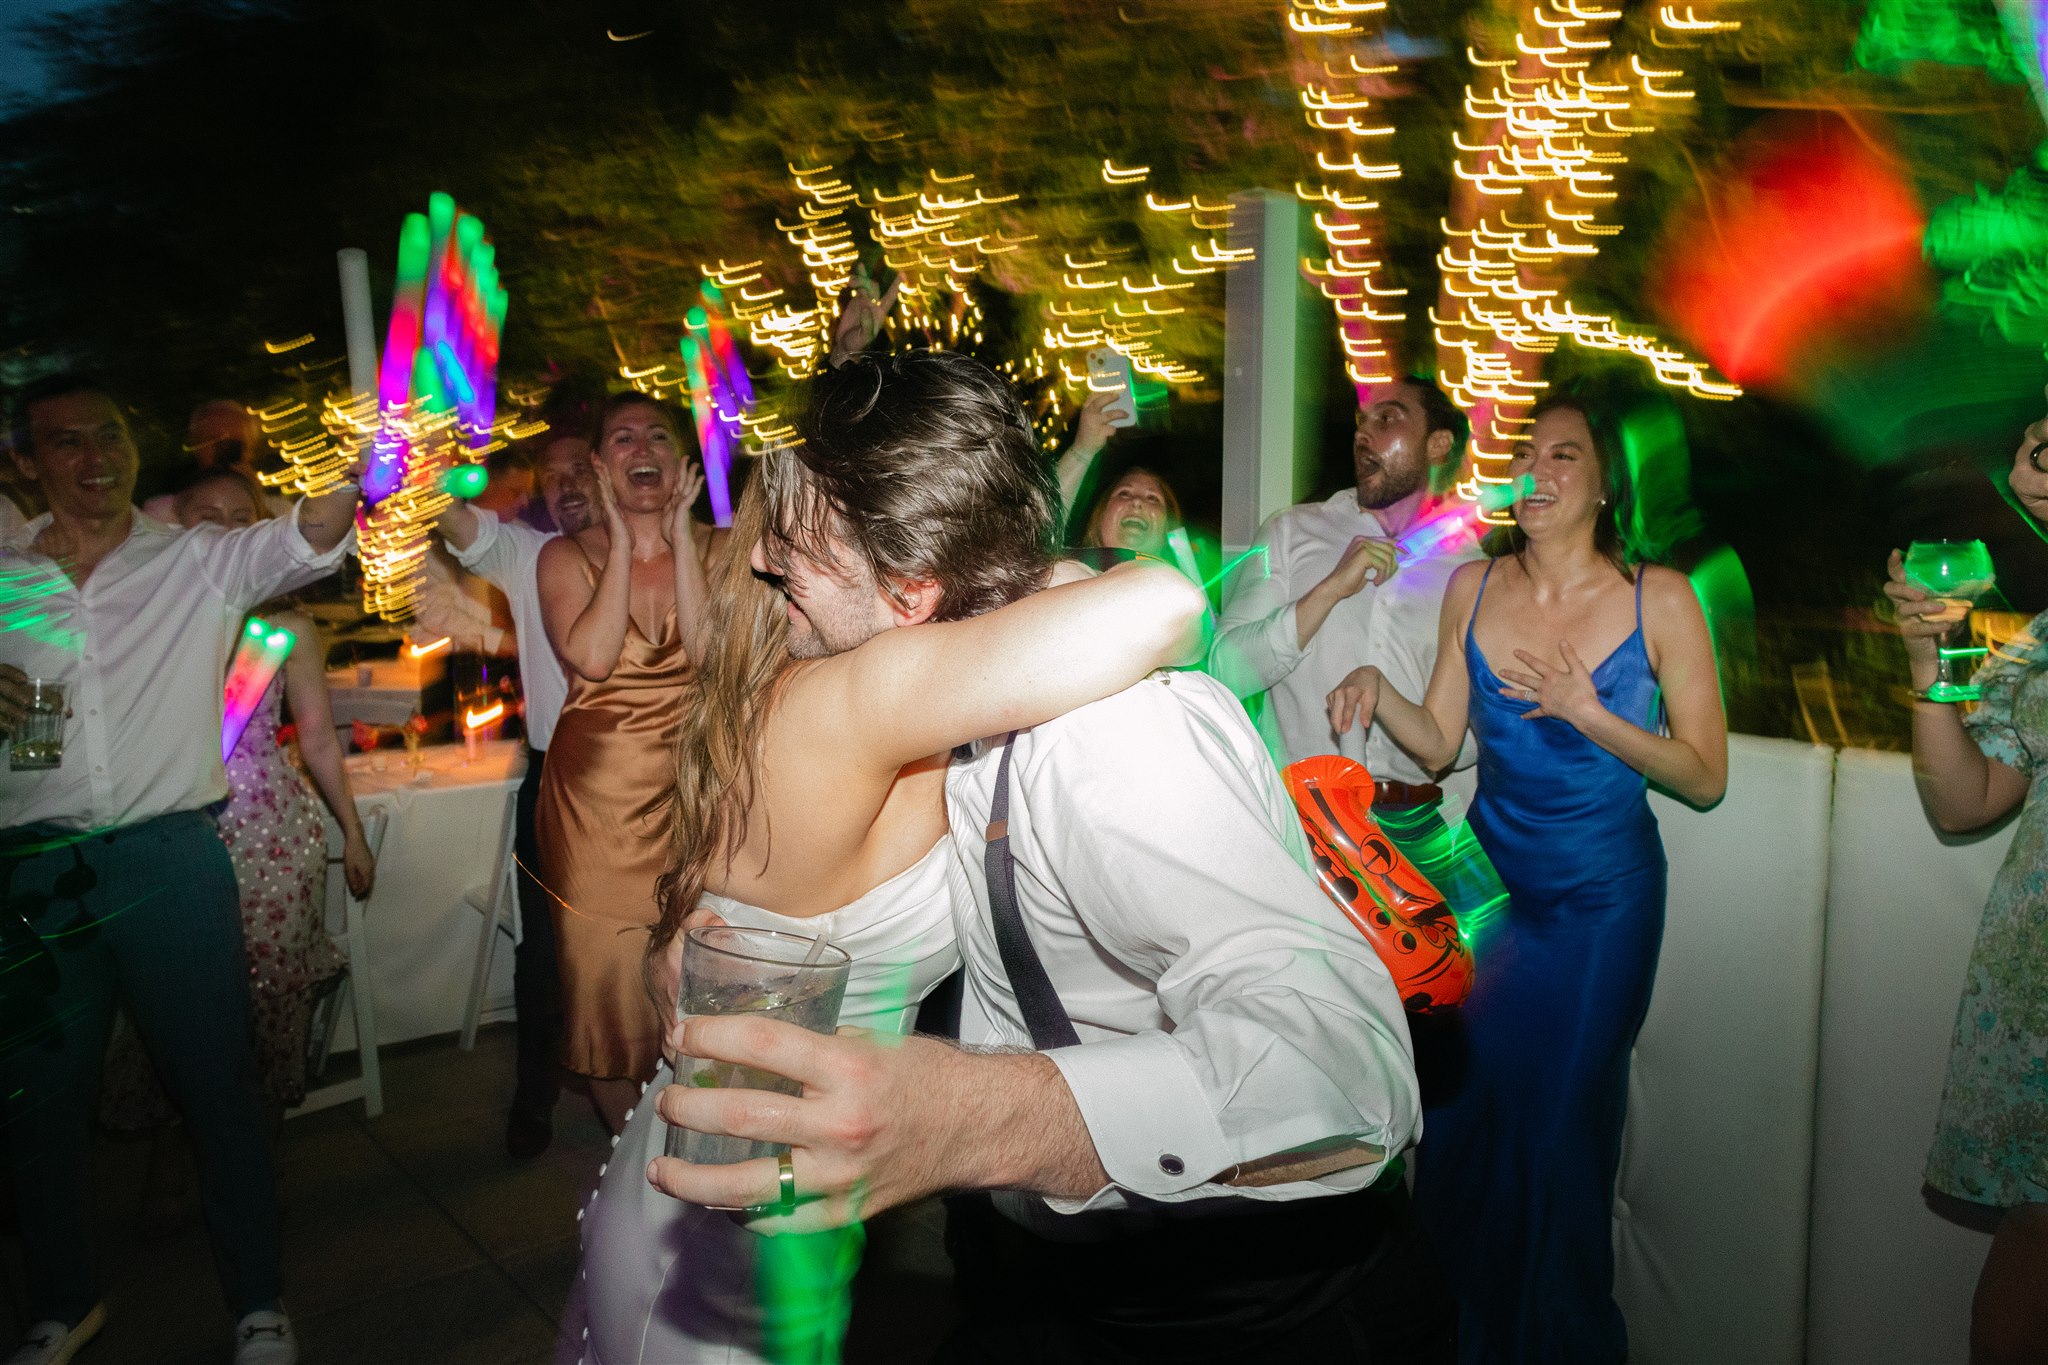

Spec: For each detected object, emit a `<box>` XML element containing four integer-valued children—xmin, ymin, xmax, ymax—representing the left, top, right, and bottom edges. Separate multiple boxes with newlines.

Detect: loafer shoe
<box><xmin>506</xmin><ymin>1105</ymin><xmax>553</xmax><ymax>1160</ymax></box>
<box><xmin>232</xmin><ymin>1309</ymin><xmax>296</xmax><ymax>1365</ymax></box>
<box><xmin>5</xmin><ymin>1303</ymin><xmax>106</xmax><ymax>1365</ymax></box>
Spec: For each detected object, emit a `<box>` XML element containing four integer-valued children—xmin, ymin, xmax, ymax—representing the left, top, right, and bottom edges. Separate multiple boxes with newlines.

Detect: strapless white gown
<box><xmin>561</xmin><ymin>840</ymin><xmax>960</xmax><ymax>1365</ymax></box>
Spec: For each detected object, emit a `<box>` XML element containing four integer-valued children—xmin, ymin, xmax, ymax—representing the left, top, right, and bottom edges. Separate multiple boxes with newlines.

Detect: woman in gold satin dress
<box><xmin>535</xmin><ymin>392</ymin><xmax>719</xmax><ymax>1133</ymax></box>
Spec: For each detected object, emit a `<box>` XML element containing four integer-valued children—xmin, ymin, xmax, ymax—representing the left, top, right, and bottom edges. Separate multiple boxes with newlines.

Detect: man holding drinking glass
<box><xmin>0</xmin><ymin>374</ymin><xmax>358</xmax><ymax>1365</ymax></box>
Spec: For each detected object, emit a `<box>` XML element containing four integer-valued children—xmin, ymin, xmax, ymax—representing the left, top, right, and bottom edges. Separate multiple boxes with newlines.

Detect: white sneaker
<box><xmin>4</xmin><ymin>1303</ymin><xmax>106</xmax><ymax>1365</ymax></box>
<box><xmin>231</xmin><ymin>1309</ymin><xmax>297</xmax><ymax>1365</ymax></box>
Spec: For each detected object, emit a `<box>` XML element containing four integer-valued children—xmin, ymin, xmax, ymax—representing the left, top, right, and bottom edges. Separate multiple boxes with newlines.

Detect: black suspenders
<box><xmin>981</xmin><ymin>733</ymin><xmax>1081</xmax><ymax>1050</ymax></box>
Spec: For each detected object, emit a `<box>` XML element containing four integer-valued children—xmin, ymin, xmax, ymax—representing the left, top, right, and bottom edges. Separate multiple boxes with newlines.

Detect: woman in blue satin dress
<box><xmin>1325</xmin><ymin>396</ymin><xmax>1728</xmax><ymax>1363</ymax></box>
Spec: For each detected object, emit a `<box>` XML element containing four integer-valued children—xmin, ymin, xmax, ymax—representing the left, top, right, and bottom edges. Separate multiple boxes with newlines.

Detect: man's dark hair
<box><xmin>486</xmin><ymin>440</ymin><xmax>532</xmax><ymax>479</ymax></box>
<box><xmin>10</xmin><ymin>372</ymin><xmax>116</xmax><ymax>461</ymax></box>
<box><xmin>1398</xmin><ymin>373</ymin><xmax>1470</xmax><ymax>466</ymax></box>
<box><xmin>763</xmin><ymin>349</ymin><xmax>1058</xmax><ymax>621</ymax></box>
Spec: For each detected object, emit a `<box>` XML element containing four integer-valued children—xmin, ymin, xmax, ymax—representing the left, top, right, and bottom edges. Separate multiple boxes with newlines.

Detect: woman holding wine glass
<box><xmin>1323</xmin><ymin>394</ymin><xmax>1726</xmax><ymax>1363</ymax></box>
<box><xmin>1884</xmin><ymin>419</ymin><xmax>2048</xmax><ymax>1365</ymax></box>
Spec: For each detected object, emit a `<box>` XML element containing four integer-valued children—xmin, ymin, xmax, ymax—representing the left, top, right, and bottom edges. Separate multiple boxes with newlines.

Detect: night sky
<box><xmin>0</xmin><ymin>0</ymin><xmax>100</xmax><ymax>107</ymax></box>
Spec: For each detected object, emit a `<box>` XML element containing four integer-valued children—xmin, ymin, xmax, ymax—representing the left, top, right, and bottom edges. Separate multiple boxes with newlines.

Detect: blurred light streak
<box><xmin>222</xmin><ymin>617</ymin><xmax>294</xmax><ymax>761</ymax></box>
<box><xmin>269</xmin><ymin>193</ymin><xmax>507</xmax><ymax>622</ymax></box>
<box><xmin>677</xmin><ymin>286</ymin><xmax>752</xmax><ymax>525</ymax></box>
<box><xmin>1435</xmin><ymin>1</ymin><xmax>1742</xmax><ymax>518</ymax></box>
<box><xmin>0</xmin><ymin>561</ymin><xmax>80</xmax><ymax>651</ymax></box>
<box><xmin>1654</xmin><ymin>119</ymin><xmax>1926</xmax><ymax>388</ymax></box>
<box><xmin>1288</xmin><ymin>0</ymin><xmax>1409</xmax><ymax>398</ymax></box>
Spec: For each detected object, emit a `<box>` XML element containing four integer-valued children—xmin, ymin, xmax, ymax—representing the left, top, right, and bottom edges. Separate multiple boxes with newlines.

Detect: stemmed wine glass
<box><xmin>1903</xmin><ymin>540</ymin><xmax>1997</xmax><ymax>703</ymax></box>
<box><xmin>401</xmin><ymin>708</ymin><xmax>426</xmax><ymax>777</ymax></box>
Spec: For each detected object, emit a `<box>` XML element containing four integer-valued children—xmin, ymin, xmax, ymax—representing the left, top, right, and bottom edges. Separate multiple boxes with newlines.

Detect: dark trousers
<box><xmin>0</xmin><ymin>811</ymin><xmax>281</xmax><ymax>1324</ymax></box>
<box><xmin>933</xmin><ymin>1178</ymin><xmax>1454</xmax><ymax>1364</ymax></box>
<box><xmin>511</xmin><ymin>746</ymin><xmax>562</xmax><ymax>1115</ymax></box>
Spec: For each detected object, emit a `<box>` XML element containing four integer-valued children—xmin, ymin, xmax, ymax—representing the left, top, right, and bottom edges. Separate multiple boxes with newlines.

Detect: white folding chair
<box><xmin>298</xmin><ymin>806</ymin><xmax>390</xmax><ymax>1119</ymax></box>
<box><xmin>460</xmin><ymin>787</ymin><xmax>522</xmax><ymax>1051</ymax></box>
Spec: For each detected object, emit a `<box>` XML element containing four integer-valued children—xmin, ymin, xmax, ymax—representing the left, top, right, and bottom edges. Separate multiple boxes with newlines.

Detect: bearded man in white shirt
<box><xmin>1212</xmin><ymin>377</ymin><xmax>1481</xmax><ymax>826</ymax></box>
<box><xmin>646</xmin><ymin>351</ymin><xmax>1452</xmax><ymax>1363</ymax></box>
<box><xmin>0</xmin><ymin>375</ymin><xmax>358</xmax><ymax>1365</ymax></box>
<box><xmin>427</xmin><ymin>432</ymin><xmax>598</xmax><ymax>1160</ymax></box>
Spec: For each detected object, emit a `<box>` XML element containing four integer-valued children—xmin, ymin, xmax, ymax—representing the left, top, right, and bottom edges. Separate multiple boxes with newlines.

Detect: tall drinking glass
<box><xmin>664</xmin><ymin>927</ymin><xmax>851</xmax><ymax>1166</ymax></box>
<box><xmin>9</xmin><ymin>681</ymin><xmax>67</xmax><ymax>770</ymax></box>
<box><xmin>1904</xmin><ymin>539</ymin><xmax>1998</xmax><ymax>703</ymax></box>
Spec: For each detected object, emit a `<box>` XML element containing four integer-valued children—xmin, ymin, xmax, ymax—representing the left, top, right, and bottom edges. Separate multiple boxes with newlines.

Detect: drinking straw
<box><xmin>793</xmin><ymin>929</ymin><xmax>830</xmax><ymax>997</ymax></box>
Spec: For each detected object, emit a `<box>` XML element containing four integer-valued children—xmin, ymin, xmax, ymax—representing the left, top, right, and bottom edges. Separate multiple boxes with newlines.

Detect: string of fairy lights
<box><xmin>1056</xmin><ymin>161</ymin><xmax>1248</xmax><ymax>390</ymax></box>
<box><xmin>622</xmin><ymin>155</ymin><xmax>1228</xmax><ymax>458</ymax></box>
<box><xmin>1287</xmin><ymin>0</ymin><xmax>1744</xmax><ymax>516</ymax></box>
<box><xmin>1287</xmin><ymin>0</ymin><xmax>1409</xmax><ymax>391</ymax></box>
<box><xmin>1436</xmin><ymin>1</ymin><xmax>1744</xmax><ymax>503</ymax></box>
<box><xmin>257</xmin><ymin>2</ymin><xmax>1761</xmax><ymax>602</ymax></box>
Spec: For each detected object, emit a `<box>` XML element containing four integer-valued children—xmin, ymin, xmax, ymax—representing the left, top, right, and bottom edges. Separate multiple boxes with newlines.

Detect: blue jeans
<box><xmin>1</xmin><ymin>810</ymin><xmax>281</xmax><ymax>1325</ymax></box>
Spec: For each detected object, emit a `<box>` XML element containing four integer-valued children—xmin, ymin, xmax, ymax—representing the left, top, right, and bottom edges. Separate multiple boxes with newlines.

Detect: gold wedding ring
<box><xmin>777</xmin><ymin>1150</ymin><xmax>796</xmax><ymax>1214</ymax></box>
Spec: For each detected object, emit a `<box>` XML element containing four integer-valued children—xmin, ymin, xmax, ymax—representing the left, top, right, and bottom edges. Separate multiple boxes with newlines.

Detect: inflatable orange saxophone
<box><xmin>1283</xmin><ymin>755</ymin><xmax>1473</xmax><ymax>1012</ymax></box>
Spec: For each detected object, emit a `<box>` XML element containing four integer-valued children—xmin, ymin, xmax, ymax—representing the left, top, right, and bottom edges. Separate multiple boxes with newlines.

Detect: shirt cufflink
<box><xmin>1043</xmin><ymin>1032</ymin><xmax>1234</xmax><ymax>1204</ymax></box>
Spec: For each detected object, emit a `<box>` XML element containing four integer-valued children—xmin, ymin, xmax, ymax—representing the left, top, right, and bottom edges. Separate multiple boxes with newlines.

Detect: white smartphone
<box><xmin>1085</xmin><ymin>347</ymin><xmax>1138</xmax><ymax>429</ymax></box>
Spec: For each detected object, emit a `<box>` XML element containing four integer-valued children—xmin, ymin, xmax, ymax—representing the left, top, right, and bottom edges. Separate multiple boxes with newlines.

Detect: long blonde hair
<box><xmin>650</xmin><ymin>471</ymin><xmax>790</xmax><ymax>964</ymax></box>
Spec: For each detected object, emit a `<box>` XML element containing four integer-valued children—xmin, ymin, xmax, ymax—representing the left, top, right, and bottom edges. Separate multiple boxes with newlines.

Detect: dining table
<box><xmin>320</xmin><ymin>737</ymin><xmax>525</xmax><ymax>1052</ymax></box>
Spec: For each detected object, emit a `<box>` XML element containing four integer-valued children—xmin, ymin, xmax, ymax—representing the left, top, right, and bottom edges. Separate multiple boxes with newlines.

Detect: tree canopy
<box><xmin>3</xmin><ymin>0</ymin><xmax>1905</xmax><ymax>435</ymax></box>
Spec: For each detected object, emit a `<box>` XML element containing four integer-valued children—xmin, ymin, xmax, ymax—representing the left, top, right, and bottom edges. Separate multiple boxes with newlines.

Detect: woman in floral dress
<box><xmin>102</xmin><ymin>472</ymin><xmax>376</xmax><ymax>1163</ymax></box>
<box><xmin>1886</xmin><ymin>472</ymin><xmax>2048</xmax><ymax>1364</ymax></box>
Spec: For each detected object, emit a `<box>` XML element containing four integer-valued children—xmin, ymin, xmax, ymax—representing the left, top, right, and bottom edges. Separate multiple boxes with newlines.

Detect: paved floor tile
<box><xmin>1</xmin><ymin>1025</ymin><xmax>969</xmax><ymax>1363</ymax></box>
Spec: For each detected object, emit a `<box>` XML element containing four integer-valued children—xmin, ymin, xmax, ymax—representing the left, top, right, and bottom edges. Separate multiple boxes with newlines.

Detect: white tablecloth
<box><xmin>323</xmin><ymin>739</ymin><xmax>524</xmax><ymax>1050</ymax></box>
<box><xmin>324</xmin><ymin>652</ymin><xmax>445</xmax><ymax>740</ymax></box>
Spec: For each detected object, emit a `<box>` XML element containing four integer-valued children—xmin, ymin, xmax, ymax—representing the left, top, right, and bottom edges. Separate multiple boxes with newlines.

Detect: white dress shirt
<box><xmin>0</xmin><ymin>506</ymin><xmax>350</xmax><ymax>832</ymax></box>
<box><xmin>1211</xmin><ymin>488</ymin><xmax>1480</xmax><ymax>819</ymax></box>
<box><xmin>945</xmin><ymin>670</ymin><xmax>1421</xmax><ymax>1225</ymax></box>
<box><xmin>445</xmin><ymin>514</ymin><xmax>568</xmax><ymax>751</ymax></box>
<box><xmin>140</xmin><ymin>489</ymin><xmax>298</xmax><ymax>522</ymax></box>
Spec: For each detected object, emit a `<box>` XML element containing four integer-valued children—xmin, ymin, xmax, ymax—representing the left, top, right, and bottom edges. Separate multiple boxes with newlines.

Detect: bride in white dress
<box><xmin>562</xmin><ymin>474</ymin><xmax>1208</xmax><ymax>1364</ymax></box>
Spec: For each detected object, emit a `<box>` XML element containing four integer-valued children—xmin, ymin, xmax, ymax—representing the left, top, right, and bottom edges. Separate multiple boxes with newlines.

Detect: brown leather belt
<box><xmin>1371</xmin><ymin>779</ymin><xmax>1443</xmax><ymax>813</ymax></box>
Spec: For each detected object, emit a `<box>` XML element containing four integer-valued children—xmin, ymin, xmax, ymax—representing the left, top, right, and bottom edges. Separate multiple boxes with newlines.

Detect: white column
<box><xmin>1221</xmin><ymin>190</ymin><xmax>1321</xmax><ymax>556</ymax></box>
<box><xmin>337</xmin><ymin>247</ymin><xmax>379</xmax><ymax>401</ymax></box>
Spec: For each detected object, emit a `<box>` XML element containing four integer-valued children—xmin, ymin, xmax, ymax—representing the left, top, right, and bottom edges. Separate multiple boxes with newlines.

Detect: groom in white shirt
<box><xmin>649</xmin><ymin>351</ymin><xmax>1453</xmax><ymax>1361</ymax></box>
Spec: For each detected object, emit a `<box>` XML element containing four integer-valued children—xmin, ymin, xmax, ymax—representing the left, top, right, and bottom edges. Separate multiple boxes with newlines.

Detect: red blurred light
<box><xmin>1653</xmin><ymin>118</ymin><xmax>1928</xmax><ymax>388</ymax></box>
